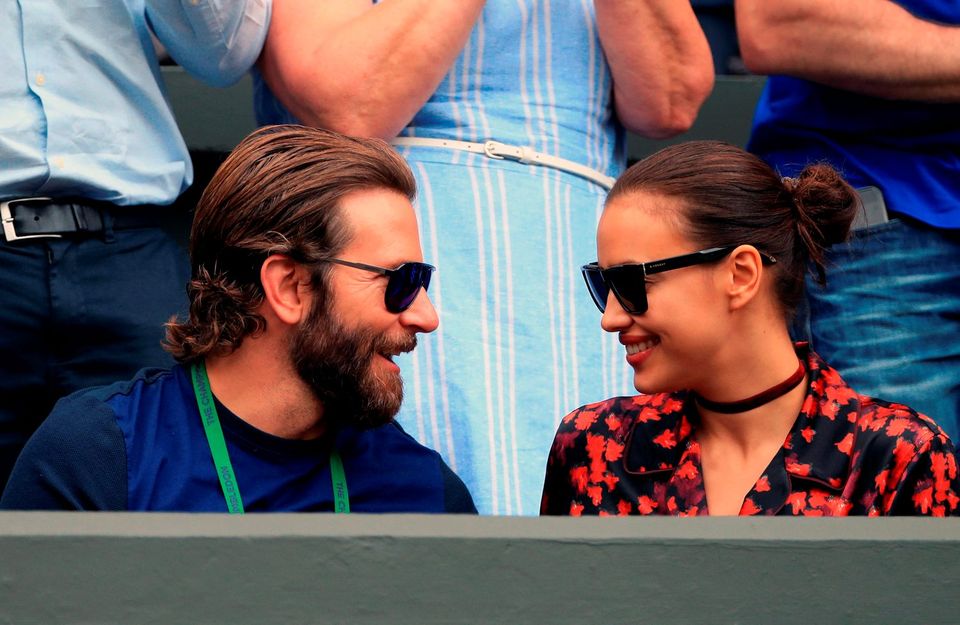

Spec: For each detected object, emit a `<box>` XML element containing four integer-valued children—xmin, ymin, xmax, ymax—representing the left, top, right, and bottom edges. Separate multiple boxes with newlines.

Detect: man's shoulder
<box><xmin>383</xmin><ymin>419</ymin><xmax>431</xmax><ymax>445</ymax></box>
<box><xmin>69</xmin><ymin>367</ymin><xmax>178</xmax><ymax>405</ymax></box>
<box><xmin>357</xmin><ymin>420</ymin><xmax>477</xmax><ymax>513</ymax></box>
<box><xmin>29</xmin><ymin>368</ymin><xmax>173</xmax><ymax>440</ymax></box>
<box><xmin>0</xmin><ymin>370</ymin><xmax>172</xmax><ymax>510</ymax></box>
<box><xmin>66</xmin><ymin>366</ymin><xmax>190</xmax><ymax>429</ymax></box>
<box><xmin>363</xmin><ymin>420</ymin><xmax>448</xmax><ymax>467</ymax></box>
<box><xmin>45</xmin><ymin>365</ymin><xmax>187</xmax><ymax>471</ymax></box>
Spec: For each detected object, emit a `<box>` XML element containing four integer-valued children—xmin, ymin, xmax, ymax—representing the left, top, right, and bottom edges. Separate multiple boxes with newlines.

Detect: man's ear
<box><xmin>726</xmin><ymin>245</ymin><xmax>765</xmax><ymax>311</ymax></box>
<box><xmin>260</xmin><ymin>254</ymin><xmax>312</xmax><ymax>326</ymax></box>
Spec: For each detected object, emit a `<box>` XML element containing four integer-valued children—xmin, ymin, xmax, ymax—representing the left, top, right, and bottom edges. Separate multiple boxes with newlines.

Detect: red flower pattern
<box><xmin>541</xmin><ymin>345</ymin><xmax>960</xmax><ymax>517</ymax></box>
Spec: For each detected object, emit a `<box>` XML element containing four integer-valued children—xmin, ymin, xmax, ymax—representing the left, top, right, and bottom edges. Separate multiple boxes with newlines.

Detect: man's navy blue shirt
<box><xmin>1</xmin><ymin>366</ymin><xmax>476</xmax><ymax>513</ymax></box>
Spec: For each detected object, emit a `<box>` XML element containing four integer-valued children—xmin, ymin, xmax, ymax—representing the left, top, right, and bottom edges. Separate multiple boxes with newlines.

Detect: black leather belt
<box><xmin>1</xmin><ymin>197</ymin><xmax>170</xmax><ymax>243</ymax></box>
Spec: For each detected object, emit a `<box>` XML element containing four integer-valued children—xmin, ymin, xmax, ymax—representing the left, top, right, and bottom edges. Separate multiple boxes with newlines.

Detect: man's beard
<box><xmin>289</xmin><ymin>301</ymin><xmax>416</xmax><ymax>431</ymax></box>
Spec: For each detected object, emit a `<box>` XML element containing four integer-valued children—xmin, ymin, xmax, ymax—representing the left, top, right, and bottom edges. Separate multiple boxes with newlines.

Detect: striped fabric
<box><xmin>255</xmin><ymin>0</ymin><xmax>638</xmax><ymax>514</ymax></box>
<box><xmin>391</xmin><ymin>0</ymin><xmax>635</xmax><ymax>515</ymax></box>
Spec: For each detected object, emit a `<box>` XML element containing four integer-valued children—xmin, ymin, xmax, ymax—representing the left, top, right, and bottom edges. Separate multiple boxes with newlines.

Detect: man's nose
<box><xmin>400</xmin><ymin>288</ymin><xmax>439</xmax><ymax>333</ymax></box>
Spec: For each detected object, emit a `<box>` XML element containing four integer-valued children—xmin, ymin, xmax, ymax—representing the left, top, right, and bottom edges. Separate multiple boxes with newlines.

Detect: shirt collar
<box><xmin>622</xmin><ymin>393</ymin><xmax>693</xmax><ymax>476</ymax></box>
<box><xmin>779</xmin><ymin>344</ymin><xmax>862</xmax><ymax>491</ymax></box>
<box><xmin>623</xmin><ymin>344</ymin><xmax>860</xmax><ymax>493</ymax></box>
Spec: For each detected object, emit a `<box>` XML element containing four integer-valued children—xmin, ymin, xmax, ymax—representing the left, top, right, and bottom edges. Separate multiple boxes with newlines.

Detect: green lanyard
<box><xmin>189</xmin><ymin>361</ymin><xmax>350</xmax><ymax>514</ymax></box>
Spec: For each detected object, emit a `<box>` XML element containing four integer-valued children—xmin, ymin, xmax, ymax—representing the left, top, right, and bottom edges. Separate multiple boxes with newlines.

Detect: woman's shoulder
<box><xmin>845</xmin><ymin>397</ymin><xmax>960</xmax><ymax>516</ymax></box>
<box><xmin>555</xmin><ymin>392</ymin><xmax>687</xmax><ymax>442</ymax></box>
<box><xmin>542</xmin><ymin>392</ymin><xmax>689</xmax><ymax>516</ymax></box>
<box><xmin>807</xmin><ymin>348</ymin><xmax>954</xmax><ymax>454</ymax></box>
<box><xmin>852</xmin><ymin>395</ymin><xmax>954</xmax><ymax>455</ymax></box>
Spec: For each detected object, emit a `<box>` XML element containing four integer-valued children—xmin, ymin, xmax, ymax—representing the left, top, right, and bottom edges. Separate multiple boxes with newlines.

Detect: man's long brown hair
<box><xmin>164</xmin><ymin>125</ymin><xmax>417</xmax><ymax>363</ymax></box>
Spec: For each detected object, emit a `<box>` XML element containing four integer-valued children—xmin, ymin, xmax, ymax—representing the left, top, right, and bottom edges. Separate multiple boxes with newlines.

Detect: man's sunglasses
<box><xmin>324</xmin><ymin>258</ymin><xmax>435</xmax><ymax>313</ymax></box>
<box><xmin>582</xmin><ymin>246</ymin><xmax>777</xmax><ymax>315</ymax></box>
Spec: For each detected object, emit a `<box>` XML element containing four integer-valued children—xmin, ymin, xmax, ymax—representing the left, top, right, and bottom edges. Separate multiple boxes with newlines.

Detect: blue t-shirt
<box><xmin>0</xmin><ymin>366</ymin><xmax>476</xmax><ymax>513</ymax></box>
<box><xmin>747</xmin><ymin>0</ymin><xmax>960</xmax><ymax>228</ymax></box>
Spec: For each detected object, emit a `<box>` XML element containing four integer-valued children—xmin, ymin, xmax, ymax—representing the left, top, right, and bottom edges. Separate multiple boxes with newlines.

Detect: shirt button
<box><xmin>36</xmin><ymin>73</ymin><xmax>46</xmax><ymax>86</ymax></box>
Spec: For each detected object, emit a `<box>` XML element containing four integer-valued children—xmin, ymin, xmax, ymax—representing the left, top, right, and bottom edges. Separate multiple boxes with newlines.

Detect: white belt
<box><xmin>391</xmin><ymin>137</ymin><xmax>616</xmax><ymax>190</ymax></box>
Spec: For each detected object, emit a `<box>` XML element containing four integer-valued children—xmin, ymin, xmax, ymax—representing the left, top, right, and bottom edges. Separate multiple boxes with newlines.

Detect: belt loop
<box><xmin>101</xmin><ymin>206</ymin><xmax>116</xmax><ymax>243</ymax></box>
<box><xmin>516</xmin><ymin>146</ymin><xmax>535</xmax><ymax>165</ymax></box>
<box><xmin>70</xmin><ymin>203</ymin><xmax>88</xmax><ymax>231</ymax></box>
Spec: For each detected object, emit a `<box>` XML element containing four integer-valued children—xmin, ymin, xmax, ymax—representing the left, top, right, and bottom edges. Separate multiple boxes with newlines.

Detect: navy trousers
<box><xmin>0</xmin><ymin>219</ymin><xmax>190</xmax><ymax>491</ymax></box>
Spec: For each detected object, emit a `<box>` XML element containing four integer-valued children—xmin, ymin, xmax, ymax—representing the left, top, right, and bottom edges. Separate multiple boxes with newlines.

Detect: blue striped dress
<box><xmin>255</xmin><ymin>0</ymin><xmax>637</xmax><ymax>514</ymax></box>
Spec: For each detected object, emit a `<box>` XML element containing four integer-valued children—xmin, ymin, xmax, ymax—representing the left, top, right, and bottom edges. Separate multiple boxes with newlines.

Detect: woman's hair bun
<box><xmin>786</xmin><ymin>163</ymin><xmax>860</xmax><ymax>283</ymax></box>
<box><xmin>790</xmin><ymin>163</ymin><xmax>860</xmax><ymax>245</ymax></box>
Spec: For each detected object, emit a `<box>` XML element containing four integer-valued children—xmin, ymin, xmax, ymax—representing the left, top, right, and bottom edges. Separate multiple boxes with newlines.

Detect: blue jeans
<box><xmin>802</xmin><ymin>217</ymin><xmax>960</xmax><ymax>442</ymax></box>
<box><xmin>0</xmin><ymin>222</ymin><xmax>189</xmax><ymax>490</ymax></box>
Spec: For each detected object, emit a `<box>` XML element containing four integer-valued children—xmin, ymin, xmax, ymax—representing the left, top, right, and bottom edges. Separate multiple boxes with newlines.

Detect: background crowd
<box><xmin>1</xmin><ymin>0</ymin><xmax>957</xmax><ymax>516</ymax></box>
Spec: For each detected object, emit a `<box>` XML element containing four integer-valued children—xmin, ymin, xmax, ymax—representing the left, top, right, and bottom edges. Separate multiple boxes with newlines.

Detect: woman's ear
<box><xmin>260</xmin><ymin>254</ymin><xmax>312</xmax><ymax>326</ymax></box>
<box><xmin>726</xmin><ymin>245</ymin><xmax>765</xmax><ymax>311</ymax></box>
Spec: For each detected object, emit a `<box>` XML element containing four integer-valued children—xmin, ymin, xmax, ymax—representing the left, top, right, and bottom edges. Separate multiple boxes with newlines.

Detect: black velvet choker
<box><xmin>693</xmin><ymin>360</ymin><xmax>806</xmax><ymax>414</ymax></box>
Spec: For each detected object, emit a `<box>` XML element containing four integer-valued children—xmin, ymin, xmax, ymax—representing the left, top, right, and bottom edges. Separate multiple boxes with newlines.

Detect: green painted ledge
<box><xmin>1</xmin><ymin>513</ymin><xmax>957</xmax><ymax>624</ymax></box>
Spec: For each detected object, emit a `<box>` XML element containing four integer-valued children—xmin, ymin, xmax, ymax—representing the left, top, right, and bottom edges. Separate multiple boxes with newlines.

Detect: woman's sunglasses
<box><xmin>325</xmin><ymin>258</ymin><xmax>435</xmax><ymax>313</ymax></box>
<box><xmin>582</xmin><ymin>246</ymin><xmax>776</xmax><ymax>315</ymax></box>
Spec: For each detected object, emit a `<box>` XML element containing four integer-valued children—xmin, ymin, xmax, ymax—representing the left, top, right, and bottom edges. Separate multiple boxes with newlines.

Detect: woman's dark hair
<box><xmin>607</xmin><ymin>140</ymin><xmax>860</xmax><ymax>319</ymax></box>
<box><xmin>164</xmin><ymin>124</ymin><xmax>417</xmax><ymax>363</ymax></box>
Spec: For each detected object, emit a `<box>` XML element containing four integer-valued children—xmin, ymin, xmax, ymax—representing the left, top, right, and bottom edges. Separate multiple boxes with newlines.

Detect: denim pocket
<box><xmin>849</xmin><ymin>216</ymin><xmax>902</xmax><ymax>239</ymax></box>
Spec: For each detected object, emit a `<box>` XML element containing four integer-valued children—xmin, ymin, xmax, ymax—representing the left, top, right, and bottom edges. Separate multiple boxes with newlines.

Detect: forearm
<box><xmin>736</xmin><ymin>0</ymin><xmax>960</xmax><ymax>102</ymax></box>
<box><xmin>146</xmin><ymin>0</ymin><xmax>271</xmax><ymax>87</ymax></box>
<box><xmin>595</xmin><ymin>0</ymin><xmax>714</xmax><ymax>139</ymax></box>
<box><xmin>259</xmin><ymin>0</ymin><xmax>485</xmax><ymax>138</ymax></box>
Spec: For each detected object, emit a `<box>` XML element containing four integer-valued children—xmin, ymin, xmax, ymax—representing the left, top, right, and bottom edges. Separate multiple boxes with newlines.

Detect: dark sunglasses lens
<box><xmin>582</xmin><ymin>266</ymin><xmax>609</xmax><ymax>313</ymax></box>
<box><xmin>386</xmin><ymin>263</ymin><xmax>432</xmax><ymax>312</ymax></box>
<box><xmin>606</xmin><ymin>266</ymin><xmax>647</xmax><ymax>314</ymax></box>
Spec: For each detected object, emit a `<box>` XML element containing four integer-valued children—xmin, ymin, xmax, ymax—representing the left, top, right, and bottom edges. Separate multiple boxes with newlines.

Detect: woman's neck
<box><xmin>695</xmin><ymin>374</ymin><xmax>807</xmax><ymax>454</ymax></box>
<box><xmin>692</xmin><ymin>328</ymin><xmax>806</xmax><ymax>455</ymax></box>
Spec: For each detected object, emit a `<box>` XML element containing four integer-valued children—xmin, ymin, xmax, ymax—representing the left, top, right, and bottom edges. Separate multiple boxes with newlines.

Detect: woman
<box><xmin>541</xmin><ymin>141</ymin><xmax>960</xmax><ymax>517</ymax></box>
<box><xmin>254</xmin><ymin>1</ymin><xmax>714</xmax><ymax>514</ymax></box>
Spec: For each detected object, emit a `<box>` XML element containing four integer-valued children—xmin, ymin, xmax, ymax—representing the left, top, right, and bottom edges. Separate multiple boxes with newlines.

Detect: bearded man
<box><xmin>1</xmin><ymin>125</ymin><xmax>476</xmax><ymax>513</ymax></box>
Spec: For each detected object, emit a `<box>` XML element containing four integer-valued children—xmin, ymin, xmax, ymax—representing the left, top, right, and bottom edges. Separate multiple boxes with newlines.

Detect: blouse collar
<box><xmin>623</xmin><ymin>344</ymin><xmax>863</xmax><ymax>512</ymax></box>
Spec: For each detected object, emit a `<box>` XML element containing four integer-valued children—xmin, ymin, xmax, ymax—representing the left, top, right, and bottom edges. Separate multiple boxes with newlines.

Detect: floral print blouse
<box><xmin>541</xmin><ymin>346</ymin><xmax>960</xmax><ymax>516</ymax></box>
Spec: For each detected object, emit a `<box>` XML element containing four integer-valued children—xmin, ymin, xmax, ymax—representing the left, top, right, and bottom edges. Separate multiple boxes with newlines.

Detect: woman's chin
<box><xmin>632</xmin><ymin>371</ymin><xmax>682</xmax><ymax>397</ymax></box>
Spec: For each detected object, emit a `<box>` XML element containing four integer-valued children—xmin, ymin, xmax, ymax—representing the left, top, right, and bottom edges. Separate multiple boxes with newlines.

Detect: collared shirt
<box><xmin>0</xmin><ymin>0</ymin><xmax>270</xmax><ymax>206</ymax></box>
<box><xmin>541</xmin><ymin>346</ymin><xmax>960</xmax><ymax>517</ymax></box>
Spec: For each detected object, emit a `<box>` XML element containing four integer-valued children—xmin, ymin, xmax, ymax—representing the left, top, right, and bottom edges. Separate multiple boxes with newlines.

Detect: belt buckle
<box><xmin>483</xmin><ymin>140</ymin><xmax>508</xmax><ymax>160</ymax></box>
<box><xmin>483</xmin><ymin>141</ymin><xmax>535</xmax><ymax>165</ymax></box>
<box><xmin>1</xmin><ymin>197</ymin><xmax>62</xmax><ymax>243</ymax></box>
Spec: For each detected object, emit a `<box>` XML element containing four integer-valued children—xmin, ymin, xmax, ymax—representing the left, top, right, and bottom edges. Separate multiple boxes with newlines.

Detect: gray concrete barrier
<box><xmin>1</xmin><ymin>513</ymin><xmax>957</xmax><ymax>624</ymax></box>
